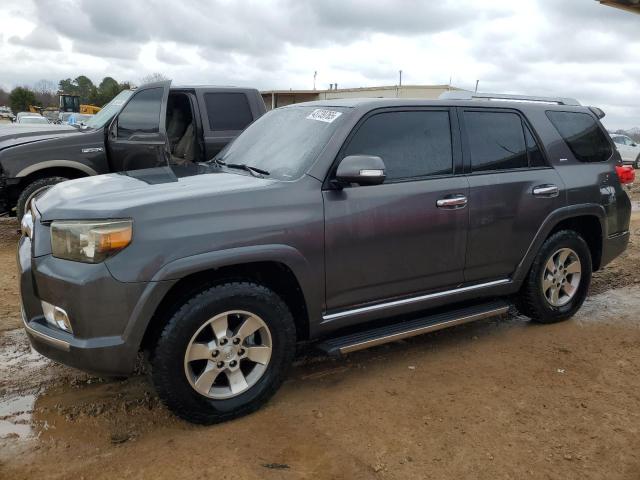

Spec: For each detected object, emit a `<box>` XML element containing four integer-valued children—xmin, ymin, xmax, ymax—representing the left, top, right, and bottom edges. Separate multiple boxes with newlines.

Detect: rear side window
<box><xmin>464</xmin><ymin>111</ymin><xmax>528</xmax><ymax>172</ymax></box>
<box><xmin>117</xmin><ymin>87</ymin><xmax>163</xmax><ymax>138</ymax></box>
<box><xmin>546</xmin><ymin>111</ymin><xmax>612</xmax><ymax>162</ymax></box>
<box><xmin>342</xmin><ymin>110</ymin><xmax>453</xmax><ymax>182</ymax></box>
<box><xmin>204</xmin><ymin>93</ymin><xmax>253</xmax><ymax>131</ymax></box>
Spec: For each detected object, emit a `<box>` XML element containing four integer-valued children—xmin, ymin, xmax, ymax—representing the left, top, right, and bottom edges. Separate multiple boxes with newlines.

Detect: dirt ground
<box><xmin>0</xmin><ymin>187</ymin><xmax>639</xmax><ymax>480</ymax></box>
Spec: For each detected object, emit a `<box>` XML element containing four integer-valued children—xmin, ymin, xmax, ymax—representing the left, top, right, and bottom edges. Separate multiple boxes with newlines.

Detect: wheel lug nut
<box><xmin>238</xmin><ymin>348</ymin><xmax>245</xmax><ymax>355</ymax></box>
<box><xmin>219</xmin><ymin>338</ymin><xmax>228</xmax><ymax>345</ymax></box>
<box><xmin>212</xmin><ymin>350</ymin><xmax>219</xmax><ymax>357</ymax></box>
<box><xmin>230</xmin><ymin>360</ymin><xmax>237</xmax><ymax>367</ymax></box>
<box><xmin>216</xmin><ymin>361</ymin><xmax>224</xmax><ymax>368</ymax></box>
<box><xmin>233</xmin><ymin>338</ymin><xmax>240</xmax><ymax>345</ymax></box>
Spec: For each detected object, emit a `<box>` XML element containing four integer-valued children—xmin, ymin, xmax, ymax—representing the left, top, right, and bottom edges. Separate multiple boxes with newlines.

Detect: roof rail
<box><xmin>439</xmin><ymin>91</ymin><xmax>581</xmax><ymax>106</ymax></box>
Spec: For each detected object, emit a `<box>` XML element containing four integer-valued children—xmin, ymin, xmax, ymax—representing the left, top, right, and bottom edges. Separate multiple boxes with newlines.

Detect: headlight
<box><xmin>50</xmin><ymin>219</ymin><xmax>133</xmax><ymax>263</ymax></box>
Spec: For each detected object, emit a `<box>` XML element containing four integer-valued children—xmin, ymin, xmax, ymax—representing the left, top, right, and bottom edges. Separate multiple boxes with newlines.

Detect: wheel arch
<box><xmin>140</xmin><ymin>261</ymin><xmax>311</xmax><ymax>355</ymax></box>
<box><xmin>513</xmin><ymin>204</ymin><xmax>606</xmax><ymax>286</ymax></box>
<box><xmin>16</xmin><ymin>160</ymin><xmax>98</xmax><ymax>179</ymax></box>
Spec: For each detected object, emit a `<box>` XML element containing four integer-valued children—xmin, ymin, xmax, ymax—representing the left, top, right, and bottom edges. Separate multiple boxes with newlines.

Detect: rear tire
<box><xmin>516</xmin><ymin>230</ymin><xmax>592</xmax><ymax>324</ymax></box>
<box><xmin>151</xmin><ymin>282</ymin><xmax>296</xmax><ymax>424</ymax></box>
<box><xmin>16</xmin><ymin>176</ymin><xmax>68</xmax><ymax>220</ymax></box>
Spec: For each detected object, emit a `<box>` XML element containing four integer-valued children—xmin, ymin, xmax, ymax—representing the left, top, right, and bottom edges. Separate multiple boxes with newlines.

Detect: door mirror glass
<box><xmin>335</xmin><ymin>155</ymin><xmax>386</xmax><ymax>186</ymax></box>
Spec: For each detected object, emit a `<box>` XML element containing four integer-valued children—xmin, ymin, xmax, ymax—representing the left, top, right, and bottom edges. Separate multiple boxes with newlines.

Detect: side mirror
<box><xmin>335</xmin><ymin>155</ymin><xmax>386</xmax><ymax>186</ymax></box>
<box><xmin>632</xmin><ymin>143</ymin><xmax>638</xmax><ymax>147</ymax></box>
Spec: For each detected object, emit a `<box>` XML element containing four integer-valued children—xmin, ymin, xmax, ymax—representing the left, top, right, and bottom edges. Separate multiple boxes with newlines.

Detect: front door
<box><xmin>459</xmin><ymin>108</ymin><xmax>566</xmax><ymax>282</ymax></box>
<box><xmin>324</xmin><ymin>108</ymin><xmax>468</xmax><ymax>312</ymax></box>
<box><xmin>107</xmin><ymin>81</ymin><xmax>171</xmax><ymax>172</ymax></box>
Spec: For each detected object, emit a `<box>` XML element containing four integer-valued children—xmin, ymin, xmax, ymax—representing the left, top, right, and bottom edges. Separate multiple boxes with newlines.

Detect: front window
<box><xmin>214</xmin><ymin>106</ymin><xmax>349</xmax><ymax>181</ymax></box>
<box><xmin>84</xmin><ymin>90</ymin><xmax>134</xmax><ymax>130</ymax></box>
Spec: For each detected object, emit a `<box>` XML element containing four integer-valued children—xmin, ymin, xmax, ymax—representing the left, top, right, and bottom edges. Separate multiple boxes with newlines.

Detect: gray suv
<box><xmin>18</xmin><ymin>92</ymin><xmax>631</xmax><ymax>424</ymax></box>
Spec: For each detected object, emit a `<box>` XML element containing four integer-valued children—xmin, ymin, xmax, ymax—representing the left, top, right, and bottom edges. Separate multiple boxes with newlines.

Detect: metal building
<box><xmin>261</xmin><ymin>84</ymin><xmax>464</xmax><ymax>111</ymax></box>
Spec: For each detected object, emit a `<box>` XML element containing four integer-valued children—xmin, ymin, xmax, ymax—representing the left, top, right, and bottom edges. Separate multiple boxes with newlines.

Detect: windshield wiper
<box><xmin>211</xmin><ymin>158</ymin><xmax>270</xmax><ymax>177</ymax></box>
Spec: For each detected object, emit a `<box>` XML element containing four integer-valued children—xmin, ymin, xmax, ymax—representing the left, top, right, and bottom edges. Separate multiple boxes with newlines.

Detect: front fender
<box><xmin>122</xmin><ymin>244</ymin><xmax>321</xmax><ymax>350</ymax></box>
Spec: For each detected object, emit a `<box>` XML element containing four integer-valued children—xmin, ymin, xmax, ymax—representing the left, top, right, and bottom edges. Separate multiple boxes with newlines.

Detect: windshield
<box><xmin>214</xmin><ymin>106</ymin><xmax>349</xmax><ymax>180</ymax></box>
<box><xmin>84</xmin><ymin>90</ymin><xmax>134</xmax><ymax>129</ymax></box>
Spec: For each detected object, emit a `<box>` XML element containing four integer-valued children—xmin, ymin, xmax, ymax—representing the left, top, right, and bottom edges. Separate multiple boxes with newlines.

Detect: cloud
<box><xmin>1</xmin><ymin>0</ymin><xmax>639</xmax><ymax>129</ymax></box>
<box><xmin>9</xmin><ymin>26</ymin><xmax>61</xmax><ymax>51</ymax></box>
<box><xmin>156</xmin><ymin>45</ymin><xmax>189</xmax><ymax>65</ymax></box>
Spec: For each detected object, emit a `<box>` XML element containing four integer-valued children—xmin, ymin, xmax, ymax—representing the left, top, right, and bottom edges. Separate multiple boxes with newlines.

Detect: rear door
<box><xmin>460</xmin><ymin>108</ymin><xmax>565</xmax><ymax>283</ymax></box>
<box><xmin>324</xmin><ymin>108</ymin><xmax>469</xmax><ymax>312</ymax></box>
<box><xmin>195</xmin><ymin>90</ymin><xmax>258</xmax><ymax>159</ymax></box>
<box><xmin>106</xmin><ymin>81</ymin><xmax>171</xmax><ymax>172</ymax></box>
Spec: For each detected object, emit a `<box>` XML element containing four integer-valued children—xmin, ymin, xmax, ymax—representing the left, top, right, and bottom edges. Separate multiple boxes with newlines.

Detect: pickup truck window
<box><xmin>465</xmin><ymin>111</ymin><xmax>528</xmax><ymax>172</ymax></box>
<box><xmin>546</xmin><ymin>111</ymin><xmax>612</xmax><ymax>163</ymax></box>
<box><xmin>342</xmin><ymin>111</ymin><xmax>453</xmax><ymax>181</ymax></box>
<box><xmin>116</xmin><ymin>87</ymin><xmax>163</xmax><ymax>139</ymax></box>
<box><xmin>205</xmin><ymin>93</ymin><xmax>253</xmax><ymax>131</ymax></box>
<box><xmin>84</xmin><ymin>89</ymin><xmax>133</xmax><ymax>129</ymax></box>
<box><xmin>215</xmin><ymin>106</ymin><xmax>348</xmax><ymax>181</ymax></box>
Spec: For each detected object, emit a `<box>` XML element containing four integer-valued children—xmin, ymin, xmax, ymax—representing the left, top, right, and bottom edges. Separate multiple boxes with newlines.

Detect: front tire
<box><xmin>516</xmin><ymin>230</ymin><xmax>592</xmax><ymax>324</ymax></box>
<box><xmin>151</xmin><ymin>282</ymin><xmax>296</xmax><ymax>424</ymax></box>
<box><xmin>16</xmin><ymin>176</ymin><xmax>68</xmax><ymax>220</ymax></box>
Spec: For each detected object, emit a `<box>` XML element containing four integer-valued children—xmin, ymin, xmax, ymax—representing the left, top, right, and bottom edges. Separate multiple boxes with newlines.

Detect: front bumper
<box><xmin>18</xmin><ymin>234</ymin><xmax>150</xmax><ymax>376</ymax></box>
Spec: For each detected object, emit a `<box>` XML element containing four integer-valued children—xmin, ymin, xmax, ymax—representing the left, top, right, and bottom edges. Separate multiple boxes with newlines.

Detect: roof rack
<box><xmin>439</xmin><ymin>91</ymin><xmax>581</xmax><ymax>106</ymax></box>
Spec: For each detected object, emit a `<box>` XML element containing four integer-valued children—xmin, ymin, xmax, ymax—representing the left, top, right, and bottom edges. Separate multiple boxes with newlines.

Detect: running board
<box><xmin>317</xmin><ymin>300</ymin><xmax>510</xmax><ymax>356</ymax></box>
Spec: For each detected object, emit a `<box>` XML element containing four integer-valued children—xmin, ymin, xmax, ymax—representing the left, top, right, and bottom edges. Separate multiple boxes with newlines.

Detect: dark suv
<box><xmin>18</xmin><ymin>92</ymin><xmax>631</xmax><ymax>424</ymax></box>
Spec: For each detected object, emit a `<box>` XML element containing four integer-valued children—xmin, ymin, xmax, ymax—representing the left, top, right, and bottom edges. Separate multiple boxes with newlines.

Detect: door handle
<box><xmin>436</xmin><ymin>195</ymin><xmax>468</xmax><ymax>209</ymax></box>
<box><xmin>532</xmin><ymin>185</ymin><xmax>559</xmax><ymax>197</ymax></box>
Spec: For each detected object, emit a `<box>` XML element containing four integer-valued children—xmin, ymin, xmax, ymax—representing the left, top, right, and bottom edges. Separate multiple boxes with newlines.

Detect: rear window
<box><xmin>204</xmin><ymin>93</ymin><xmax>253</xmax><ymax>131</ymax></box>
<box><xmin>546</xmin><ymin>111</ymin><xmax>612</xmax><ymax>163</ymax></box>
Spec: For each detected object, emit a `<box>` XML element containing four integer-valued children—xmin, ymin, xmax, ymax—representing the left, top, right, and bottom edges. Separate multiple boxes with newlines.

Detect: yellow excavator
<box><xmin>59</xmin><ymin>94</ymin><xmax>101</xmax><ymax>114</ymax></box>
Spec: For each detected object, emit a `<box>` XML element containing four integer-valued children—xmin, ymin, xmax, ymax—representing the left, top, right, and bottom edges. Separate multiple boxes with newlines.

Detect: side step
<box><xmin>317</xmin><ymin>300</ymin><xmax>510</xmax><ymax>356</ymax></box>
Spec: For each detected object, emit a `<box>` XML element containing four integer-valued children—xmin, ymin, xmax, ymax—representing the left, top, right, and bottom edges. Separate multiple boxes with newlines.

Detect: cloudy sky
<box><xmin>1</xmin><ymin>0</ymin><xmax>639</xmax><ymax>129</ymax></box>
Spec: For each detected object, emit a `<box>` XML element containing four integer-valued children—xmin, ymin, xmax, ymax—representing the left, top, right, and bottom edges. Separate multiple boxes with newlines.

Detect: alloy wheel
<box><xmin>184</xmin><ymin>310</ymin><xmax>273</xmax><ymax>400</ymax></box>
<box><xmin>541</xmin><ymin>248</ymin><xmax>582</xmax><ymax>307</ymax></box>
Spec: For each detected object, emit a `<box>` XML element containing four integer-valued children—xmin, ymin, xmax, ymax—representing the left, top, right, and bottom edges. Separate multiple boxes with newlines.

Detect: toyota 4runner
<box><xmin>18</xmin><ymin>92</ymin><xmax>632</xmax><ymax>424</ymax></box>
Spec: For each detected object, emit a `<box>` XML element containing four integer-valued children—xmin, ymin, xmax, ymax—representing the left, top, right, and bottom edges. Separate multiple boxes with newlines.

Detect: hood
<box><xmin>0</xmin><ymin>124</ymin><xmax>80</xmax><ymax>151</ymax></box>
<box><xmin>36</xmin><ymin>163</ymin><xmax>279</xmax><ymax>221</ymax></box>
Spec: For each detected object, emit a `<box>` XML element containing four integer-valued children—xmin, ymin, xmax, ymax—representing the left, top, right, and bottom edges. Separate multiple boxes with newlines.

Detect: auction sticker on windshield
<box><xmin>306</xmin><ymin>109</ymin><xmax>342</xmax><ymax>123</ymax></box>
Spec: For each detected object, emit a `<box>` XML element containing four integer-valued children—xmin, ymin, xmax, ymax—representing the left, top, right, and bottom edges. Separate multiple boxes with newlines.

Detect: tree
<box><xmin>33</xmin><ymin>79</ymin><xmax>57</xmax><ymax>108</ymax></box>
<box><xmin>0</xmin><ymin>88</ymin><xmax>9</xmax><ymax>107</ymax></box>
<box><xmin>96</xmin><ymin>76</ymin><xmax>121</xmax><ymax>105</ymax></box>
<box><xmin>74</xmin><ymin>75</ymin><xmax>96</xmax><ymax>104</ymax></box>
<box><xmin>9</xmin><ymin>87</ymin><xmax>37</xmax><ymax>113</ymax></box>
<box><xmin>139</xmin><ymin>72</ymin><xmax>169</xmax><ymax>84</ymax></box>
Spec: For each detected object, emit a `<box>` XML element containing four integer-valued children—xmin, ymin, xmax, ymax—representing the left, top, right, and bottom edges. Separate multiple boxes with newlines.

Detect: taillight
<box><xmin>615</xmin><ymin>165</ymin><xmax>635</xmax><ymax>185</ymax></box>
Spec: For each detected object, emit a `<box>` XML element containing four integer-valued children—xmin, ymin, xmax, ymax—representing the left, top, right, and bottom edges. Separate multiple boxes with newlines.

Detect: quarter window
<box><xmin>342</xmin><ymin>111</ymin><xmax>453</xmax><ymax>182</ymax></box>
<box><xmin>546</xmin><ymin>111</ymin><xmax>612</xmax><ymax>163</ymax></box>
<box><xmin>525</xmin><ymin>124</ymin><xmax>546</xmax><ymax>167</ymax></box>
<box><xmin>464</xmin><ymin>111</ymin><xmax>528</xmax><ymax>172</ymax></box>
<box><xmin>204</xmin><ymin>93</ymin><xmax>253</xmax><ymax>131</ymax></box>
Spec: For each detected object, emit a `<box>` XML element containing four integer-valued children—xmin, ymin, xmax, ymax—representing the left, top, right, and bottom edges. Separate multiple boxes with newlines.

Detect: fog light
<box><xmin>41</xmin><ymin>301</ymin><xmax>73</xmax><ymax>333</ymax></box>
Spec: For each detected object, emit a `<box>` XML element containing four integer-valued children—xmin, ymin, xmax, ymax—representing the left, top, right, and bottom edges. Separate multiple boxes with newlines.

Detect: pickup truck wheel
<box><xmin>151</xmin><ymin>282</ymin><xmax>296</xmax><ymax>424</ymax></box>
<box><xmin>516</xmin><ymin>230</ymin><xmax>592</xmax><ymax>324</ymax></box>
<box><xmin>16</xmin><ymin>176</ymin><xmax>68</xmax><ymax>220</ymax></box>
